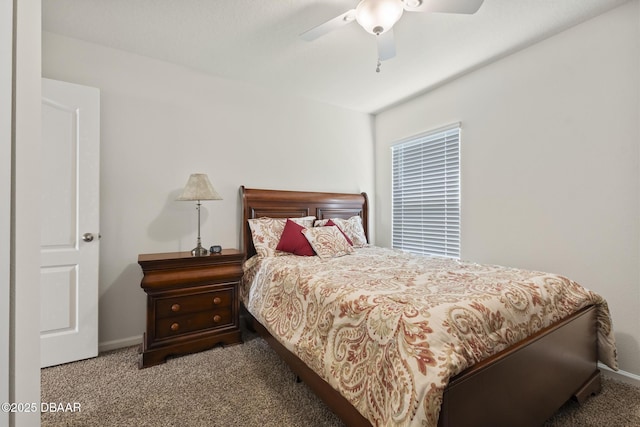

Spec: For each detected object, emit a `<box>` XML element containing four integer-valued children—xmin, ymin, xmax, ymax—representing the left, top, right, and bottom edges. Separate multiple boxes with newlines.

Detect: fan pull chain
<box><xmin>376</xmin><ymin>59</ymin><xmax>381</xmax><ymax>73</ymax></box>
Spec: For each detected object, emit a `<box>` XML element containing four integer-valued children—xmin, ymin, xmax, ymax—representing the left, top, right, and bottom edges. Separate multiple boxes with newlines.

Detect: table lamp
<box><xmin>177</xmin><ymin>173</ymin><xmax>222</xmax><ymax>256</ymax></box>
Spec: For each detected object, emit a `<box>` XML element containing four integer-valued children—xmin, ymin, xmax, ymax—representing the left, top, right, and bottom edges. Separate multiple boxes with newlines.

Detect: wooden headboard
<box><xmin>240</xmin><ymin>186</ymin><xmax>369</xmax><ymax>258</ymax></box>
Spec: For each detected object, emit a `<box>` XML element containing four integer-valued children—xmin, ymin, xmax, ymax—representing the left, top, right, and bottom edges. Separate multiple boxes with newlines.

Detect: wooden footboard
<box><xmin>439</xmin><ymin>305</ymin><xmax>599</xmax><ymax>427</ymax></box>
<box><xmin>244</xmin><ymin>305</ymin><xmax>599</xmax><ymax>427</ymax></box>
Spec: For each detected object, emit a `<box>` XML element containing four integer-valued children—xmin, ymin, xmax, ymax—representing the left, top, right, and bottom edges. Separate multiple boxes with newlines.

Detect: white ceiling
<box><xmin>42</xmin><ymin>0</ymin><xmax>629</xmax><ymax>114</ymax></box>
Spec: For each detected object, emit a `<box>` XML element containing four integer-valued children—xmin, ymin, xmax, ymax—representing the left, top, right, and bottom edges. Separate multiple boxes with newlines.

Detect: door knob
<box><xmin>82</xmin><ymin>233</ymin><xmax>94</xmax><ymax>242</ymax></box>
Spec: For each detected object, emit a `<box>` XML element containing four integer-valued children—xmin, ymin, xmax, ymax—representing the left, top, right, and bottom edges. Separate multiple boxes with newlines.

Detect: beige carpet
<box><xmin>42</xmin><ymin>332</ymin><xmax>640</xmax><ymax>427</ymax></box>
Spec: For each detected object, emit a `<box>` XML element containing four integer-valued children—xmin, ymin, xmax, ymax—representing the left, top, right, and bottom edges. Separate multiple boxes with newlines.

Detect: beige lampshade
<box><xmin>176</xmin><ymin>173</ymin><xmax>222</xmax><ymax>201</ymax></box>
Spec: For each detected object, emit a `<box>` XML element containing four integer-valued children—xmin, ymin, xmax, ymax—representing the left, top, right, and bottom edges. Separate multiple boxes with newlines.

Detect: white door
<box><xmin>40</xmin><ymin>78</ymin><xmax>100</xmax><ymax>368</ymax></box>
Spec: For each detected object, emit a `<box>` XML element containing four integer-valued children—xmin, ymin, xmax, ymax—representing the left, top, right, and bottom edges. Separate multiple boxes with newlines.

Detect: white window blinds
<box><xmin>391</xmin><ymin>124</ymin><xmax>460</xmax><ymax>258</ymax></box>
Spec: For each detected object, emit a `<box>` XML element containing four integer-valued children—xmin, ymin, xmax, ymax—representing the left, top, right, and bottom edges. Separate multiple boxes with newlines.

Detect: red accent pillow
<box><xmin>326</xmin><ymin>219</ymin><xmax>353</xmax><ymax>246</ymax></box>
<box><xmin>276</xmin><ymin>219</ymin><xmax>316</xmax><ymax>256</ymax></box>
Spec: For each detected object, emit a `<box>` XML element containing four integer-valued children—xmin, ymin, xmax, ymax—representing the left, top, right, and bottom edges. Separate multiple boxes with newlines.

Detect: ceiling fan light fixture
<box><xmin>355</xmin><ymin>0</ymin><xmax>404</xmax><ymax>35</ymax></box>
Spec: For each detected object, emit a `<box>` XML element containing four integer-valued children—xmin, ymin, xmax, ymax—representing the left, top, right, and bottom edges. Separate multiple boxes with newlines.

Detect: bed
<box><xmin>239</xmin><ymin>186</ymin><xmax>617</xmax><ymax>427</ymax></box>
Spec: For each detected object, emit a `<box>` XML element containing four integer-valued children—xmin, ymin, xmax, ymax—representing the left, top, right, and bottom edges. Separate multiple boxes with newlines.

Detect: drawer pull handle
<box><xmin>213</xmin><ymin>315</ymin><xmax>222</xmax><ymax>323</ymax></box>
<box><xmin>213</xmin><ymin>297</ymin><xmax>222</xmax><ymax>305</ymax></box>
<box><xmin>171</xmin><ymin>304</ymin><xmax>181</xmax><ymax>312</ymax></box>
<box><xmin>170</xmin><ymin>323</ymin><xmax>180</xmax><ymax>331</ymax></box>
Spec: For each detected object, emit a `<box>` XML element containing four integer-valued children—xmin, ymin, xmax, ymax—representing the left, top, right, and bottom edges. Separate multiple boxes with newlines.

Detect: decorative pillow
<box><xmin>276</xmin><ymin>219</ymin><xmax>315</xmax><ymax>256</ymax></box>
<box><xmin>302</xmin><ymin>226</ymin><xmax>354</xmax><ymax>259</ymax></box>
<box><xmin>330</xmin><ymin>216</ymin><xmax>368</xmax><ymax>248</ymax></box>
<box><xmin>248</xmin><ymin>216</ymin><xmax>315</xmax><ymax>257</ymax></box>
<box><xmin>325</xmin><ymin>219</ymin><xmax>353</xmax><ymax>246</ymax></box>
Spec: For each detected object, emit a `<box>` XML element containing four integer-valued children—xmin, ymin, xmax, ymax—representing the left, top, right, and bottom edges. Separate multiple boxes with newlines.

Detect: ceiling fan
<box><xmin>300</xmin><ymin>0</ymin><xmax>485</xmax><ymax>71</ymax></box>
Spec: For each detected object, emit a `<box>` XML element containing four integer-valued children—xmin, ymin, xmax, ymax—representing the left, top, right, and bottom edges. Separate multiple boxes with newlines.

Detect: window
<box><xmin>391</xmin><ymin>124</ymin><xmax>460</xmax><ymax>258</ymax></box>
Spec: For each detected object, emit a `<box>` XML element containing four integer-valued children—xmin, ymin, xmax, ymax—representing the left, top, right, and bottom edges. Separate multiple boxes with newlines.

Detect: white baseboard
<box><xmin>99</xmin><ymin>335</ymin><xmax>143</xmax><ymax>353</ymax></box>
<box><xmin>599</xmin><ymin>363</ymin><xmax>640</xmax><ymax>387</ymax></box>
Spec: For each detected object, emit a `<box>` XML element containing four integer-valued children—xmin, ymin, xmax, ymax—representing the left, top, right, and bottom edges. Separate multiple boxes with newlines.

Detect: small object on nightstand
<box><xmin>210</xmin><ymin>245</ymin><xmax>222</xmax><ymax>254</ymax></box>
<box><xmin>137</xmin><ymin>248</ymin><xmax>244</xmax><ymax>368</ymax></box>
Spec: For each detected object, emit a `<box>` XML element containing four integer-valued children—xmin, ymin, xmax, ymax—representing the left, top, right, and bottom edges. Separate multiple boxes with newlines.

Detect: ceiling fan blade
<box><xmin>403</xmin><ymin>0</ymin><xmax>484</xmax><ymax>14</ymax></box>
<box><xmin>299</xmin><ymin>9</ymin><xmax>356</xmax><ymax>41</ymax></box>
<box><xmin>377</xmin><ymin>29</ymin><xmax>396</xmax><ymax>61</ymax></box>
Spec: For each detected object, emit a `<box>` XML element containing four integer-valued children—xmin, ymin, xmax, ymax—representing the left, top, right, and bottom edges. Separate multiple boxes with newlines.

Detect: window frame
<box><xmin>391</xmin><ymin>123</ymin><xmax>461</xmax><ymax>258</ymax></box>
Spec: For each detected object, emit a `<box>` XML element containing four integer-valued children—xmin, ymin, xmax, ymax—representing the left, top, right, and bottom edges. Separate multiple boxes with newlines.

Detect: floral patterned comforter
<box><xmin>241</xmin><ymin>246</ymin><xmax>617</xmax><ymax>427</ymax></box>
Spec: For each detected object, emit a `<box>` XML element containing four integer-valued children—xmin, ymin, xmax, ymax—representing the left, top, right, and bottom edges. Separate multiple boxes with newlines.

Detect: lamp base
<box><xmin>191</xmin><ymin>244</ymin><xmax>209</xmax><ymax>257</ymax></box>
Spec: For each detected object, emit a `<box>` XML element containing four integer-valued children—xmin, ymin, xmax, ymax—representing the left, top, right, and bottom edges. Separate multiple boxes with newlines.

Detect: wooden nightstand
<box><xmin>137</xmin><ymin>249</ymin><xmax>244</xmax><ymax>368</ymax></box>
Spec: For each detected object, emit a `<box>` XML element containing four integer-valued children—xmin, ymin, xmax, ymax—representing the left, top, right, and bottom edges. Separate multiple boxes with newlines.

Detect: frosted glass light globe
<box><xmin>355</xmin><ymin>0</ymin><xmax>404</xmax><ymax>35</ymax></box>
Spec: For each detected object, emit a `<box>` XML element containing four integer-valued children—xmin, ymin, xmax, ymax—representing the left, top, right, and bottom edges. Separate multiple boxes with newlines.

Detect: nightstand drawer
<box><xmin>155</xmin><ymin>289</ymin><xmax>232</xmax><ymax>318</ymax></box>
<box><xmin>155</xmin><ymin>309</ymin><xmax>233</xmax><ymax>339</ymax></box>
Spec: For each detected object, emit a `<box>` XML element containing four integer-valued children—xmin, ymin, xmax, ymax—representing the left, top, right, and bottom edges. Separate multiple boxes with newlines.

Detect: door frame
<box><xmin>11</xmin><ymin>0</ymin><xmax>42</xmax><ymax>425</ymax></box>
<box><xmin>1</xmin><ymin>0</ymin><xmax>13</xmax><ymax>423</ymax></box>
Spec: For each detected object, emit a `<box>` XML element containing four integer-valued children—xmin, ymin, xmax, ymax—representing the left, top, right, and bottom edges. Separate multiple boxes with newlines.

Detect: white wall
<box><xmin>42</xmin><ymin>32</ymin><xmax>375</xmax><ymax>349</ymax></box>
<box><xmin>375</xmin><ymin>1</ymin><xmax>640</xmax><ymax>377</ymax></box>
